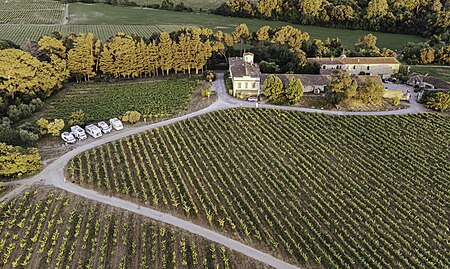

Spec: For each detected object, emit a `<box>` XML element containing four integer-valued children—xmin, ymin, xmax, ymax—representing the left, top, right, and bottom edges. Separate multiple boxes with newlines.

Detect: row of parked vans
<box><xmin>61</xmin><ymin>118</ymin><xmax>124</xmax><ymax>144</ymax></box>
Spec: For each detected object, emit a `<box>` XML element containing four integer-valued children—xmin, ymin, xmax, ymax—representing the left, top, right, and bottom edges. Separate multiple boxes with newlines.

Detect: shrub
<box><xmin>47</xmin><ymin>119</ymin><xmax>65</xmax><ymax>136</ymax></box>
<box><xmin>122</xmin><ymin>111</ymin><xmax>141</xmax><ymax>124</ymax></box>
<box><xmin>0</xmin><ymin>118</ymin><xmax>40</xmax><ymax>145</ymax></box>
<box><xmin>204</xmin><ymin>70</ymin><xmax>216</xmax><ymax>82</ymax></box>
<box><xmin>201</xmin><ymin>88</ymin><xmax>212</xmax><ymax>97</ymax></box>
<box><xmin>37</xmin><ymin>118</ymin><xmax>49</xmax><ymax>135</ymax></box>
<box><xmin>6</xmin><ymin>98</ymin><xmax>44</xmax><ymax>122</ymax></box>
<box><xmin>68</xmin><ymin>110</ymin><xmax>87</xmax><ymax>126</ymax></box>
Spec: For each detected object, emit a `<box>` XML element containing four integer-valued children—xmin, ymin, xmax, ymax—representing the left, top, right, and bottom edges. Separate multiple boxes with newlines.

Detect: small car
<box><xmin>98</xmin><ymin>121</ymin><xmax>112</xmax><ymax>134</ymax></box>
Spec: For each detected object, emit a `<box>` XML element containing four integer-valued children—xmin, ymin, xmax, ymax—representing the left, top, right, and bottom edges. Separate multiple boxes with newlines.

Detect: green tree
<box><xmin>357</xmin><ymin>80</ymin><xmax>384</xmax><ymax>105</ymax></box>
<box><xmin>257</xmin><ymin>0</ymin><xmax>282</xmax><ymax>17</ymax></box>
<box><xmin>425</xmin><ymin>92</ymin><xmax>450</xmax><ymax>112</ymax></box>
<box><xmin>263</xmin><ymin>74</ymin><xmax>284</xmax><ymax>101</ymax></box>
<box><xmin>0</xmin><ymin>143</ymin><xmax>42</xmax><ymax>179</ymax></box>
<box><xmin>420</xmin><ymin>47</ymin><xmax>435</xmax><ymax>64</ymax></box>
<box><xmin>325</xmin><ymin>72</ymin><xmax>358</xmax><ymax>105</ymax></box>
<box><xmin>299</xmin><ymin>0</ymin><xmax>323</xmax><ymax>19</ymax></box>
<box><xmin>331</xmin><ymin>5</ymin><xmax>355</xmax><ymax>22</ymax></box>
<box><xmin>436</xmin><ymin>45</ymin><xmax>450</xmax><ymax>65</ymax></box>
<box><xmin>256</xmin><ymin>26</ymin><xmax>271</xmax><ymax>43</ymax></box>
<box><xmin>355</xmin><ymin>34</ymin><xmax>380</xmax><ymax>56</ymax></box>
<box><xmin>0</xmin><ymin>49</ymin><xmax>61</xmax><ymax>98</ymax></box>
<box><xmin>367</xmin><ymin>0</ymin><xmax>389</xmax><ymax>20</ymax></box>
<box><xmin>232</xmin><ymin>24</ymin><xmax>250</xmax><ymax>50</ymax></box>
<box><xmin>284</xmin><ymin>77</ymin><xmax>304</xmax><ymax>104</ymax></box>
<box><xmin>158</xmin><ymin>32</ymin><xmax>174</xmax><ymax>75</ymax></box>
<box><xmin>67</xmin><ymin>33</ymin><xmax>97</xmax><ymax>82</ymax></box>
<box><xmin>227</xmin><ymin>0</ymin><xmax>254</xmax><ymax>17</ymax></box>
<box><xmin>272</xmin><ymin>26</ymin><xmax>309</xmax><ymax>52</ymax></box>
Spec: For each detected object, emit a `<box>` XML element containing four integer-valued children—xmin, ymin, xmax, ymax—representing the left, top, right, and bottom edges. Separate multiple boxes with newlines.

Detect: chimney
<box><xmin>243</xmin><ymin>52</ymin><xmax>254</xmax><ymax>64</ymax></box>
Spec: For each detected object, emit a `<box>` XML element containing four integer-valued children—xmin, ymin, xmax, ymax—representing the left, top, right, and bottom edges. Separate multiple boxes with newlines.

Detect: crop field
<box><xmin>68</xmin><ymin>108</ymin><xmax>450</xmax><ymax>268</ymax></box>
<box><xmin>44</xmin><ymin>79</ymin><xmax>194</xmax><ymax>121</ymax></box>
<box><xmin>0</xmin><ymin>188</ymin><xmax>262</xmax><ymax>269</ymax></box>
<box><xmin>67</xmin><ymin>3</ymin><xmax>424</xmax><ymax>50</ymax></box>
<box><xmin>0</xmin><ymin>0</ymin><xmax>65</xmax><ymax>24</ymax></box>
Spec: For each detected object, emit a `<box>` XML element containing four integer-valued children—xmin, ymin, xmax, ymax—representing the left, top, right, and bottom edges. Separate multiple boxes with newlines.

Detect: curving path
<box><xmin>1</xmin><ymin>73</ymin><xmax>429</xmax><ymax>269</ymax></box>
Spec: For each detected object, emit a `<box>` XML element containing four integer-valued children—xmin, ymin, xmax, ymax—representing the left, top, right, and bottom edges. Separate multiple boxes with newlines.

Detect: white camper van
<box><xmin>85</xmin><ymin>124</ymin><xmax>103</xmax><ymax>138</ymax></box>
<box><xmin>109</xmin><ymin>118</ymin><xmax>124</xmax><ymax>130</ymax></box>
<box><xmin>98</xmin><ymin>121</ymin><xmax>112</xmax><ymax>133</ymax></box>
<box><xmin>61</xmin><ymin>132</ymin><xmax>76</xmax><ymax>144</ymax></box>
<box><xmin>70</xmin><ymin>125</ymin><xmax>87</xmax><ymax>140</ymax></box>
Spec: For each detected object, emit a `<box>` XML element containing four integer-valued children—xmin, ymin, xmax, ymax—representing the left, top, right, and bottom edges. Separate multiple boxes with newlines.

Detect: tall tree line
<box><xmin>215</xmin><ymin>0</ymin><xmax>450</xmax><ymax>37</ymax></box>
<box><xmin>0</xmin><ymin>28</ymin><xmax>229</xmax><ymax>116</ymax></box>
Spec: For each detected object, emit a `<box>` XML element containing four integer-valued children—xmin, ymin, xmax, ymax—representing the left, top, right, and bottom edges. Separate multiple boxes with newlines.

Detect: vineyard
<box><xmin>0</xmin><ymin>24</ymin><xmax>161</xmax><ymax>48</ymax></box>
<box><xmin>0</xmin><ymin>187</ymin><xmax>264</xmax><ymax>269</ymax></box>
<box><xmin>68</xmin><ymin>108</ymin><xmax>450</xmax><ymax>268</ymax></box>
<box><xmin>0</xmin><ymin>0</ymin><xmax>65</xmax><ymax>24</ymax></box>
<box><xmin>44</xmin><ymin>79</ymin><xmax>194</xmax><ymax>121</ymax></box>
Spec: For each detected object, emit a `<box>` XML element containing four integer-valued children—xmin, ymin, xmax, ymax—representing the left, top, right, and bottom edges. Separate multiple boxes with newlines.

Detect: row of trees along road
<box><xmin>215</xmin><ymin>0</ymin><xmax>449</xmax><ymax>37</ymax></box>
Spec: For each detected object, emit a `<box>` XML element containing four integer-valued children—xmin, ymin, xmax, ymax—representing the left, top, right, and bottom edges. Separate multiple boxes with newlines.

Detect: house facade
<box><xmin>229</xmin><ymin>53</ymin><xmax>261</xmax><ymax>97</ymax></box>
<box><xmin>308</xmin><ymin>55</ymin><xmax>400</xmax><ymax>78</ymax></box>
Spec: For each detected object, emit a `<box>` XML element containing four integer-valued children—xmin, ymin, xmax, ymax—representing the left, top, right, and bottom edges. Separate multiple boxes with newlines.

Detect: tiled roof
<box><xmin>229</xmin><ymin>57</ymin><xmax>261</xmax><ymax>78</ymax></box>
<box><xmin>308</xmin><ymin>57</ymin><xmax>400</xmax><ymax>65</ymax></box>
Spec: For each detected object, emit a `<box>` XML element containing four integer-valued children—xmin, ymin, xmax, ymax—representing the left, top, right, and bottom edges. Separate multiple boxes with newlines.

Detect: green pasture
<box><xmin>131</xmin><ymin>0</ymin><xmax>226</xmax><ymax>10</ymax></box>
<box><xmin>68</xmin><ymin>3</ymin><xmax>425</xmax><ymax>50</ymax></box>
<box><xmin>408</xmin><ymin>66</ymin><xmax>450</xmax><ymax>81</ymax></box>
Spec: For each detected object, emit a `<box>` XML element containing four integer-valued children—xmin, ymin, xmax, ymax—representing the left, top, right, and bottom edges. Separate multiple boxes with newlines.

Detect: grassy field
<box><xmin>41</xmin><ymin>79</ymin><xmax>194</xmax><ymax>122</ymax></box>
<box><xmin>132</xmin><ymin>0</ymin><xmax>227</xmax><ymax>10</ymax></box>
<box><xmin>68</xmin><ymin>108</ymin><xmax>450</xmax><ymax>268</ymax></box>
<box><xmin>0</xmin><ymin>187</ymin><xmax>265</xmax><ymax>268</ymax></box>
<box><xmin>0</xmin><ymin>0</ymin><xmax>65</xmax><ymax>24</ymax></box>
<box><xmin>68</xmin><ymin>3</ymin><xmax>424</xmax><ymax>50</ymax></box>
<box><xmin>408</xmin><ymin>66</ymin><xmax>450</xmax><ymax>81</ymax></box>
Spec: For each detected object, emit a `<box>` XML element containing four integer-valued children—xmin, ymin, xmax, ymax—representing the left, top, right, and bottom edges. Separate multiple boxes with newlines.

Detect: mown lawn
<box><xmin>68</xmin><ymin>3</ymin><xmax>425</xmax><ymax>50</ymax></box>
<box><xmin>408</xmin><ymin>66</ymin><xmax>450</xmax><ymax>81</ymax></box>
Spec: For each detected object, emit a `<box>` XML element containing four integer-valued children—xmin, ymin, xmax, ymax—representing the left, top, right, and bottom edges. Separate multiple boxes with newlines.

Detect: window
<box><xmin>353</xmin><ymin>65</ymin><xmax>356</xmax><ymax>69</ymax></box>
<box><xmin>252</xmin><ymin>82</ymin><xmax>256</xmax><ymax>88</ymax></box>
<box><xmin>367</xmin><ymin>66</ymin><xmax>370</xmax><ymax>70</ymax></box>
<box><xmin>245</xmin><ymin>82</ymin><xmax>249</xmax><ymax>89</ymax></box>
<box><xmin>237</xmin><ymin>82</ymin><xmax>241</xmax><ymax>89</ymax></box>
<box><xmin>323</xmin><ymin>66</ymin><xmax>326</xmax><ymax>69</ymax></box>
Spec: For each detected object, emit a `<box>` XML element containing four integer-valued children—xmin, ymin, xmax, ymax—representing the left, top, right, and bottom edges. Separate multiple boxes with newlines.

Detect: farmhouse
<box><xmin>229</xmin><ymin>52</ymin><xmax>385</xmax><ymax>98</ymax></box>
<box><xmin>308</xmin><ymin>55</ymin><xmax>400</xmax><ymax>78</ymax></box>
<box><xmin>228</xmin><ymin>52</ymin><xmax>261</xmax><ymax>97</ymax></box>
<box><xmin>407</xmin><ymin>73</ymin><xmax>450</xmax><ymax>91</ymax></box>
